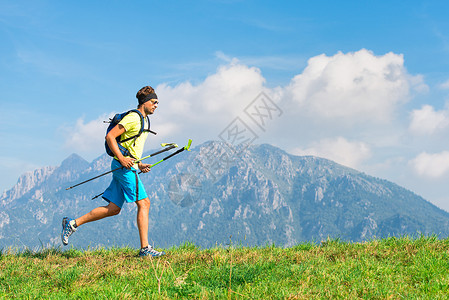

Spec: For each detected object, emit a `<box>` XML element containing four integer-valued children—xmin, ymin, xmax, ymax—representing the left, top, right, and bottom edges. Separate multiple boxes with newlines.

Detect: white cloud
<box><xmin>409</xmin><ymin>105</ymin><xmax>449</xmax><ymax>135</ymax></box>
<box><xmin>286</xmin><ymin>49</ymin><xmax>426</xmax><ymax>123</ymax></box>
<box><xmin>59</xmin><ymin>61</ymin><xmax>269</xmax><ymax>160</ymax></box>
<box><xmin>63</xmin><ymin>51</ymin><xmax>425</xmax><ymax>158</ymax></box>
<box><xmin>410</xmin><ymin>151</ymin><xmax>449</xmax><ymax>178</ymax></box>
<box><xmin>440</xmin><ymin>79</ymin><xmax>449</xmax><ymax>90</ymax></box>
<box><xmin>154</xmin><ymin>60</ymin><xmax>268</xmax><ymax>142</ymax></box>
<box><xmin>59</xmin><ymin>51</ymin><xmax>429</xmax><ymax>181</ymax></box>
<box><xmin>157</xmin><ymin>61</ymin><xmax>266</xmax><ymax>115</ymax></box>
<box><xmin>290</xmin><ymin>137</ymin><xmax>372</xmax><ymax>168</ymax></box>
<box><xmin>215</xmin><ymin>51</ymin><xmax>234</xmax><ymax>63</ymax></box>
<box><xmin>60</xmin><ymin>111</ymin><xmax>181</xmax><ymax>161</ymax></box>
<box><xmin>62</xmin><ymin>114</ymin><xmax>110</xmax><ymax>155</ymax></box>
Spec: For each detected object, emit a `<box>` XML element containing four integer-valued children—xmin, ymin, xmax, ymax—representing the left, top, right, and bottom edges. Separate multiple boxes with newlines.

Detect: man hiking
<box><xmin>61</xmin><ymin>85</ymin><xmax>165</xmax><ymax>257</ymax></box>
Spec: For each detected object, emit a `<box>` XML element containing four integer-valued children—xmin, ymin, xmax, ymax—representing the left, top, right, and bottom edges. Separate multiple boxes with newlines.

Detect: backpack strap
<box><xmin>143</xmin><ymin>115</ymin><xmax>157</xmax><ymax>135</ymax></box>
<box><xmin>105</xmin><ymin>109</ymin><xmax>154</xmax><ymax>159</ymax></box>
<box><xmin>119</xmin><ymin>109</ymin><xmax>146</xmax><ymax>143</ymax></box>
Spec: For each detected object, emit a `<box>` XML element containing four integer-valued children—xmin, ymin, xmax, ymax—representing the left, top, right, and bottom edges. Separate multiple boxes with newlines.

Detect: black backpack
<box><xmin>104</xmin><ymin>109</ymin><xmax>156</xmax><ymax>158</ymax></box>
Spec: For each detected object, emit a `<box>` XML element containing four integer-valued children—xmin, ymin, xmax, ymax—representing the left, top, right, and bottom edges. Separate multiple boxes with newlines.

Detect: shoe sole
<box><xmin>139</xmin><ymin>252</ymin><xmax>166</xmax><ymax>258</ymax></box>
<box><xmin>61</xmin><ymin>218</ymin><xmax>69</xmax><ymax>246</ymax></box>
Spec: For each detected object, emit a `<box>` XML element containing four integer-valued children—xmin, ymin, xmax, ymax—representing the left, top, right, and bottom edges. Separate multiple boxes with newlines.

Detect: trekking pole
<box><xmin>65</xmin><ymin>143</ymin><xmax>178</xmax><ymax>191</ymax></box>
<box><xmin>91</xmin><ymin>139</ymin><xmax>192</xmax><ymax>200</ymax></box>
<box><xmin>146</xmin><ymin>138</ymin><xmax>192</xmax><ymax>168</ymax></box>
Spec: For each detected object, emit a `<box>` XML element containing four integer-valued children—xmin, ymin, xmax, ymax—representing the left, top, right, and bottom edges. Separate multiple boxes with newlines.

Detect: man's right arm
<box><xmin>105</xmin><ymin>124</ymin><xmax>135</xmax><ymax>169</ymax></box>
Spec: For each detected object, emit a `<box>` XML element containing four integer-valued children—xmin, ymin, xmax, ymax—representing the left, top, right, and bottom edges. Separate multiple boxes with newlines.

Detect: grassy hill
<box><xmin>1</xmin><ymin>236</ymin><xmax>449</xmax><ymax>299</ymax></box>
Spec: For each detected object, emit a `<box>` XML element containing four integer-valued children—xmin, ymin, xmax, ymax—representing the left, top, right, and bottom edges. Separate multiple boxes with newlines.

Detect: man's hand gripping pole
<box><xmin>65</xmin><ymin>143</ymin><xmax>178</xmax><ymax>191</ymax></box>
<box><xmin>90</xmin><ymin>139</ymin><xmax>192</xmax><ymax>200</ymax></box>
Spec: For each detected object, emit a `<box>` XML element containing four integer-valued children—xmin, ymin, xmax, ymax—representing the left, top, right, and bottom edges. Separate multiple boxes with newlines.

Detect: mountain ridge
<box><xmin>1</xmin><ymin>141</ymin><xmax>448</xmax><ymax>249</ymax></box>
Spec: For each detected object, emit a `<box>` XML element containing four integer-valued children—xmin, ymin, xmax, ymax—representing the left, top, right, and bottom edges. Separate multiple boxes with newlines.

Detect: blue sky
<box><xmin>2</xmin><ymin>1</ymin><xmax>449</xmax><ymax>211</ymax></box>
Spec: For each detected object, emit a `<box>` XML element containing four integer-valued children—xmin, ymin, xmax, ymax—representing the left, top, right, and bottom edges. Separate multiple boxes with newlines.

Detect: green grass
<box><xmin>1</xmin><ymin>236</ymin><xmax>449</xmax><ymax>299</ymax></box>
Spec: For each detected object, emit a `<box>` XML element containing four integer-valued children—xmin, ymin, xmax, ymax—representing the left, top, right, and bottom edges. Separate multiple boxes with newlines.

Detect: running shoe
<box><xmin>61</xmin><ymin>217</ymin><xmax>76</xmax><ymax>246</ymax></box>
<box><xmin>139</xmin><ymin>245</ymin><xmax>165</xmax><ymax>257</ymax></box>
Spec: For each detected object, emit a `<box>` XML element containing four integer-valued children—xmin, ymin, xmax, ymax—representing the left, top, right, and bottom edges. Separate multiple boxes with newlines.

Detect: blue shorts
<box><xmin>102</xmin><ymin>159</ymin><xmax>148</xmax><ymax>208</ymax></box>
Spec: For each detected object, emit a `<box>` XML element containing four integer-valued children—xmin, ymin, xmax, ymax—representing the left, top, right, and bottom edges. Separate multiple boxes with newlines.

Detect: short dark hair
<box><xmin>136</xmin><ymin>86</ymin><xmax>155</xmax><ymax>105</ymax></box>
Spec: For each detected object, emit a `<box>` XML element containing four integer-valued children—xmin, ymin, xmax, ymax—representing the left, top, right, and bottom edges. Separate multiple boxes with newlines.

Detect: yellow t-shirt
<box><xmin>118</xmin><ymin>111</ymin><xmax>149</xmax><ymax>163</ymax></box>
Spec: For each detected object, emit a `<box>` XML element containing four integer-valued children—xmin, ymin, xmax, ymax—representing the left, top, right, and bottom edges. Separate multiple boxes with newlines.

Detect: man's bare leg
<box><xmin>75</xmin><ymin>202</ymin><xmax>121</xmax><ymax>226</ymax></box>
<box><xmin>136</xmin><ymin>198</ymin><xmax>151</xmax><ymax>249</ymax></box>
<box><xmin>62</xmin><ymin>202</ymin><xmax>121</xmax><ymax>246</ymax></box>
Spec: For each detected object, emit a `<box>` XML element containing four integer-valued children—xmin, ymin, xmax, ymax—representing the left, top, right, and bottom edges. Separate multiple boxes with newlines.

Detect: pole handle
<box><xmin>66</xmin><ymin>144</ymin><xmax>176</xmax><ymax>190</ymax></box>
<box><xmin>89</xmin><ymin>139</ymin><xmax>192</xmax><ymax>199</ymax></box>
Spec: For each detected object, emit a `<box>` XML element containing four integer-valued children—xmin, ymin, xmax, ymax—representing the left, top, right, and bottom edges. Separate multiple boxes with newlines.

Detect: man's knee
<box><xmin>107</xmin><ymin>203</ymin><xmax>121</xmax><ymax>216</ymax></box>
<box><xmin>136</xmin><ymin>198</ymin><xmax>151</xmax><ymax>209</ymax></box>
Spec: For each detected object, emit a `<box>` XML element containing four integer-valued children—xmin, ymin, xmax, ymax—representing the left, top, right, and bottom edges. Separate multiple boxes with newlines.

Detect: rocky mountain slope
<box><xmin>1</xmin><ymin>141</ymin><xmax>448</xmax><ymax>249</ymax></box>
